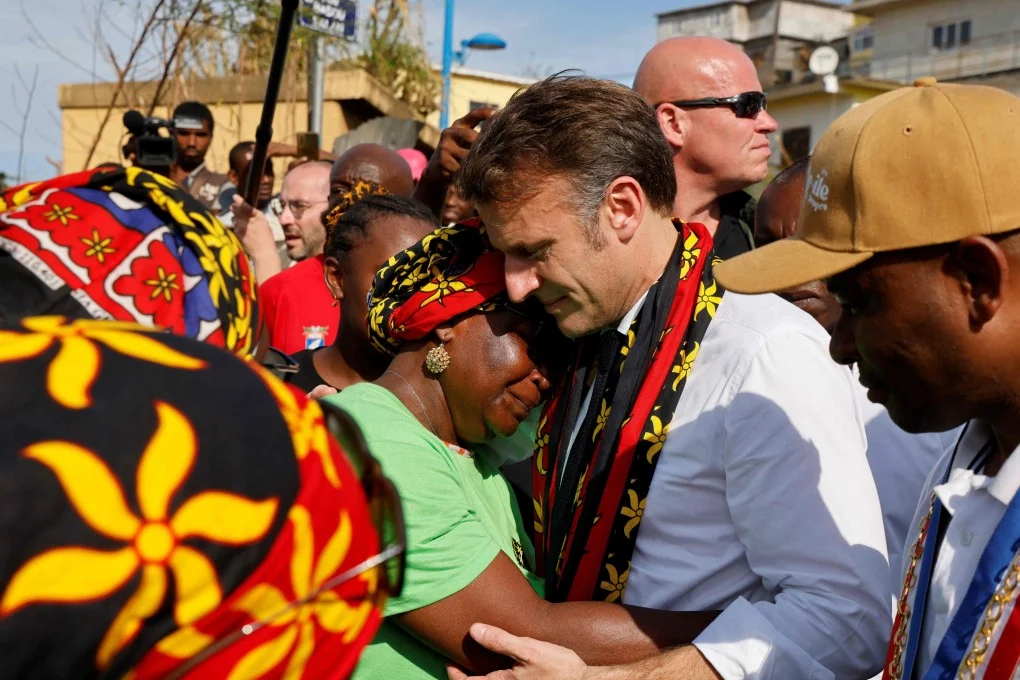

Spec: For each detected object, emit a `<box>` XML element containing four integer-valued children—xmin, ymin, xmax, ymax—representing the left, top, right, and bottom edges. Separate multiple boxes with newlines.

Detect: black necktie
<box><xmin>548</xmin><ymin>330</ymin><xmax>624</xmax><ymax>590</ymax></box>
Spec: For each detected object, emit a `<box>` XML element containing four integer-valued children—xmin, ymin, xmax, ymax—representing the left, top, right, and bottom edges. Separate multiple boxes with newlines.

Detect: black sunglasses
<box><xmin>166</xmin><ymin>401</ymin><xmax>406</xmax><ymax>678</ymax></box>
<box><xmin>656</xmin><ymin>91</ymin><xmax>768</xmax><ymax>119</ymax></box>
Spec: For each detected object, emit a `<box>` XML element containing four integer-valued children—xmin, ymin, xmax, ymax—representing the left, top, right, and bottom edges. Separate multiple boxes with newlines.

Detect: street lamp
<box><xmin>440</xmin><ymin>1</ymin><xmax>507</xmax><ymax>129</ymax></box>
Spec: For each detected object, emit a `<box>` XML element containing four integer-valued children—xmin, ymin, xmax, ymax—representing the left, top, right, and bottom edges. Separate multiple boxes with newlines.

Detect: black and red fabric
<box><xmin>533</xmin><ymin>220</ymin><xmax>724</xmax><ymax>603</ymax></box>
<box><xmin>0</xmin><ymin>317</ymin><xmax>387</xmax><ymax>678</ymax></box>
<box><xmin>366</xmin><ymin>217</ymin><xmax>508</xmax><ymax>355</ymax></box>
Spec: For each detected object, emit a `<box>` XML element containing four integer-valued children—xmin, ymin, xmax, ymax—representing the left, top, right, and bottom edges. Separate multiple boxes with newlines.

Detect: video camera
<box><xmin>122</xmin><ymin>110</ymin><xmax>177</xmax><ymax>175</ymax></box>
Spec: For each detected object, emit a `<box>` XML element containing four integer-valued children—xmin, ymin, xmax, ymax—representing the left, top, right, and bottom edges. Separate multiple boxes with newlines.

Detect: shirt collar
<box><xmin>186</xmin><ymin>162</ymin><xmax>207</xmax><ymax>179</ymax></box>
<box><xmin>942</xmin><ymin>420</ymin><xmax>1020</xmax><ymax>508</ymax></box>
<box><xmin>614</xmin><ymin>289</ymin><xmax>649</xmax><ymax>336</ymax></box>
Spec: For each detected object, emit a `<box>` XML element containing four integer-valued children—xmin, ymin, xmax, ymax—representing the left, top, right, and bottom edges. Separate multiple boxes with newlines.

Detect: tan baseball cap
<box><xmin>714</xmin><ymin>78</ymin><xmax>1020</xmax><ymax>293</ymax></box>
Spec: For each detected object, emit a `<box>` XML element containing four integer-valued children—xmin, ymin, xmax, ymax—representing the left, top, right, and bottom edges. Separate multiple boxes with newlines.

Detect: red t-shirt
<box><xmin>259</xmin><ymin>255</ymin><xmax>338</xmax><ymax>355</ymax></box>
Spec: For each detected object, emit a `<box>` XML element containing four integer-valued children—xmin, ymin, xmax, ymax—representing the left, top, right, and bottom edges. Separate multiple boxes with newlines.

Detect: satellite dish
<box><xmin>808</xmin><ymin>46</ymin><xmax>840</xmax><ymax>76</ymax></box>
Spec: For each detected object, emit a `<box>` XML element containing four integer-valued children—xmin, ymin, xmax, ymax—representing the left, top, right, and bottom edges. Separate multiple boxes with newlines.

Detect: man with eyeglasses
<box><xmin>633</xmin><ymin>36</ymin><xmax>779</xmax><ymax>259</ymax></box>
<box><xmin>256</xmin><ymin>150</ymin><xmax>414</xmax><ymax>355</ymax></box>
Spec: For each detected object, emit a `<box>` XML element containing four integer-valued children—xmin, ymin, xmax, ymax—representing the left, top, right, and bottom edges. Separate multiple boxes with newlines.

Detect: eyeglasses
<box><xmin>656</xmin><ymin>91</ymin><xmax>768</xmax><ymax>119</ymax></box>
<box><xmin>166</xmin><ymin>402</ymin><xmax>405</xmax><ymax>678</ymax></box>
<box><xmin>261</xmin><ymin>346</ymin><xmax>299</xmax><ymax>383</ymax></box>
<box><xmin>275</xmin><ymin>198</ymin><xmax>328</xmax><ymax>219</ymax></box>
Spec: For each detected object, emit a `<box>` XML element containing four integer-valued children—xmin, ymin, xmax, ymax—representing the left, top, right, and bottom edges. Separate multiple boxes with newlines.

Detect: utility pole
<box><xmin>308</xmin><ymin>34</ymin><xmax>325</xmax><ymax>134</ymax></box>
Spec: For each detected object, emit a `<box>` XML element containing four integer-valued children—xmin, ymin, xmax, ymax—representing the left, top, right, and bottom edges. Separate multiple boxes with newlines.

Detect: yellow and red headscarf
<box><xmin>0</xmin><ymin>317</ymin><xmax>390</xmax><ymax>678</ymax></box>
<box><xmin>367</xmin><ymin>217</ymin><xmax>508</xmax><ymax>354</ymax></box>
<box><xmin>0</xmin><ymin>166</ymin><xmax>256</xmax><ymax>356</ymax></box>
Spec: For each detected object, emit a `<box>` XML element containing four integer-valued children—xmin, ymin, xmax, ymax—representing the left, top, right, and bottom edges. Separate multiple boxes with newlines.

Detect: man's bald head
<box><xmin>634</xmin><ymin>36</ymin><xmax>778</xmax><ymax>199</ymax></box>
<box><xmin>755</xmin><ymin>156</ymin><xmax>809</xmax><ymax>245</ymax></box>
<box><xmin>634</xmin><ymin>37</ymin><xmax>754</xmax><ymax>105</ymax></box>
<box><xmin>329</xmin><ymin>143</ymin><xmax>414</xmax><ymax>198</ymax></box>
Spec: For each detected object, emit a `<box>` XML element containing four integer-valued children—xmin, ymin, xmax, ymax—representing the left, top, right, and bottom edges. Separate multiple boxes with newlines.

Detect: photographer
<box><xmin>169</xmin><ymin>101</ymin><xmax>233</xmax><ymax>211</ymax></box>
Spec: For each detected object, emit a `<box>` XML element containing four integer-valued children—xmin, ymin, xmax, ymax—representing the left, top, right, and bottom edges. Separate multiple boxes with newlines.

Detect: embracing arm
<box><xmin>446</xmin><ymin>623</ymin><xmax>721</xmax><ymax>680</ymax></box>
<box><xmin>400</xmin><ymin>550</ymin><xmax>718</xmax><ymax>673</ymax></box>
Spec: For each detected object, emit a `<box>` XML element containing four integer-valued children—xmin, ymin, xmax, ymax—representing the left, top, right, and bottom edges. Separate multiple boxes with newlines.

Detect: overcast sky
<box><xmin>1</xmin><ymin>0</ymin><xmax>703</xmax><ymax>182</ymax></box>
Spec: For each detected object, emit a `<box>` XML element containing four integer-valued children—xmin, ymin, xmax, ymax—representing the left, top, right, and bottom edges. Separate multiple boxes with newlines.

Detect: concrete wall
<box><xmin>657</xmin><ymin>4</ymin><xmax>745</xmax><ymax>42</ymax></box>
<box><xmin>769</xmin><ymin>91</ymin><xmax>858</xmax><ymax>161</ymax></box>
<box><xmin>747</xmin><ymin>2</ymin><xmax>779</xmax><ymax>41</ymax></box>
<box><xmin>867</xmin><ymin>0</ymin><xmax>1020</xmax><ymax>59</ymax></box>
<box><xmin>780</xmin><ymin>1</ymin><xmax>857</xmax><ymax>42</ymax></box>
<box><xmin>61</xmin><ymin>99</ymin><xmax>348</xmax><ymax>178</ymax></box>
<box><xmin>424</xmin><ymin>71</ymin><xmax>530</xmax><ymax>129</ymax></box>
<box><xmin>60</xmin><ymin>67</ymin><xmax>519</xmax><ymax>178</ymax></box>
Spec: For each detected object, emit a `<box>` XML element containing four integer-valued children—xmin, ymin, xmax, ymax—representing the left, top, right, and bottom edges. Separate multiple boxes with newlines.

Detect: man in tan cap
<box><xmin>717</xmin><ymin>76</ymin><xmax>1020</xmax><ymax>680</ymax></box>
<box><xmin>754</xmin><ymin>156</ymin><xmax>961</xmax><ymax>606</ymax></box>
<box><xmin>633</xmin><ymin>37</ymin><xmax>778</xmax><ymax>258</ymax></box>
<box><xmin>448</xmin><ymin>78</ymin><xmax>1020</xmax><ymax>680</ymax></box>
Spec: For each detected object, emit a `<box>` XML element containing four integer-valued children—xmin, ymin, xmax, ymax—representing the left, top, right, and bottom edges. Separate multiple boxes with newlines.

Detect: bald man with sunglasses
<box><xmin>634</xmin><ymin>37</ymin><xmax>778</xmax><ymax>259</ymax></box>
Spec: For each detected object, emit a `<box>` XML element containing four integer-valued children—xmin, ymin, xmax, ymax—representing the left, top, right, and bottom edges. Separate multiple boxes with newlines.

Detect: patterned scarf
<box><xmin>0</xmin><ymin>166</ymin><xmax>256</xmax><ymax>355</ymax></box>
<box><xmin>533</xmin><ymin>220</ymin><xmax>723</xmax><ymax>602</ymax></box>
<box><xmin>0</xmin><ymin>317</ymin><xmax>386</xmax><ymax>678</ymax></box>
<box><xmin>366</xmin><ymin>217</ymin><xmax>508</xmax><ymax>355</ymax></box>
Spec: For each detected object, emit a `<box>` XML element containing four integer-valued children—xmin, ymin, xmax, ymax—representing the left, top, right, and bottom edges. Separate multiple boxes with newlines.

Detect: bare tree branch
<box><xmin>147</xmin><ymin>0</ymin><xmax>204</xmax><ymax>115</ymax></box>
<box><xmin>16</xmin><ymin>67</ymin><xmax>40</xmax><ymax>182</ymax></box>
<box><xmin>83</xmin><ymin>0</ymin><xmax>169</xmax><ymax>169</ymax></box>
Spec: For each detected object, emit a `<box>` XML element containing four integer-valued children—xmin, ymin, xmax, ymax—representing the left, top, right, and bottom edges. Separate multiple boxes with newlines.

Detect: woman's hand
<box><xmin>307</xmin><ymin>384</ymin><xmax>338</xmax><ymax>399</ymax></box>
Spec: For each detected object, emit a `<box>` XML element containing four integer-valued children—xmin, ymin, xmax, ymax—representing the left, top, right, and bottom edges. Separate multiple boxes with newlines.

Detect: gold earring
<box><xmin>425</xmin><ymin>343</ymin><xmax>451</xmax><ymax>375</ymax></box>
<box><xmin>331</xmin><ymin>297</ymin><xmax>339</xmax><ymax>308</ymax></box>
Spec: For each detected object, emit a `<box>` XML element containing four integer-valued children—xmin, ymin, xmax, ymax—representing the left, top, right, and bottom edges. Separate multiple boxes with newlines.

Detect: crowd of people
<box><xmin>2</xmin><ymin>32</ymin><xmax>1020</xmax><ymax>680</ymax></box>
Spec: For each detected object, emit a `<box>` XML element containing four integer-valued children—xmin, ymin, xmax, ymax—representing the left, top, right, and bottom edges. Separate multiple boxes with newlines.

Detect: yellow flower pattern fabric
<box><xmin>0</xmin><ymin>319</ymin><xmax>385</xmax><ymax>678</ymax></box>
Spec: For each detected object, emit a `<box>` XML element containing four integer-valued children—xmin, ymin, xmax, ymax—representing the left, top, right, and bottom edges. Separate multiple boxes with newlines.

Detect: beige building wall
<box><xmin>425</xmin><ymin>67</ymin><xmax>533</xmax><ymax>129</ymax></box>
<box><xmin>61</xmin><ymin>100</ymin><xmax>347</xmax><ymax>177</ymax></box>
<box><xmin>59</xmin><ymin>68</ymin><xmax>438</xmax><ymax>177</ymax></box>
<box><xmin>767</xmin><ymin>79</ymin><xmax>899</xmax><ymax>162</ymax></box>
<box><xmin>859</xmin><ymin>0</ymin><xmax>1020</xmax><ymax>61</ymax></box>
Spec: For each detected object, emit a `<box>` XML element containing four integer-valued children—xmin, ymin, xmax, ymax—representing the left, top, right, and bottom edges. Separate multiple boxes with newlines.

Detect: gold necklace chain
<box><xmin>958</xmin><ymin>541</ymin><xmax>1020</xmax><ymax>678</ymax></box>
<box><xmin>886</xmin><ymin>492</ymin><xmax>937</xmax><ymax>680</ymax></box>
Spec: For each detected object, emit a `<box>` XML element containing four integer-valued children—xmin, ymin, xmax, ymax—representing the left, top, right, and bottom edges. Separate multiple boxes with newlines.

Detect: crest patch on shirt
<box><xmin>303</xmin><ymin>325</ymin><xmax>329</xmax><ymax>350</ymax></box>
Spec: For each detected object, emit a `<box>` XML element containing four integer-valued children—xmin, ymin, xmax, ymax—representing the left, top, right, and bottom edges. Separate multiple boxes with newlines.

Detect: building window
<box><xmin>961</xmin><ymin>20</ymin><xmax>972</xmax><ymax>45</ymax></box>
<box><xmin>853</xmin><ymin>28</ymin><xmax>875</xmax><ymax>52</ymax></box>
<box><xmin>931</xmin><ymin>20</ymin><xmax>972</xmax><ymax>51</ymax></box>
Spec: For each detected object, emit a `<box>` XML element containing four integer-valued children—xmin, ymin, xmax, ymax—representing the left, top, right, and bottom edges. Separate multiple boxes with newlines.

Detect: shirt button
<box><xmin>962</xmin><ymin>531</ymin><xmax>973</xmax><ymax>546</ymax></box>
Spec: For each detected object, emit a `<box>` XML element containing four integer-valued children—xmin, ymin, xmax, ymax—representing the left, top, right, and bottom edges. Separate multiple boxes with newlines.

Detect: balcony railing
<box><xmin>858</xmin><ymin>30</ymin><xmax>1020</xmax><ymax>82</ymax></box>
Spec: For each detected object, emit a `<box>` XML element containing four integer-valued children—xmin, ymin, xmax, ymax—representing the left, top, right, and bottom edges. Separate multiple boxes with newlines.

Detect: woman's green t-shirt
<box><xmin>324</xmin><ymin>383</ymin><xmax>542</xmax><ymax>680</ymax></box>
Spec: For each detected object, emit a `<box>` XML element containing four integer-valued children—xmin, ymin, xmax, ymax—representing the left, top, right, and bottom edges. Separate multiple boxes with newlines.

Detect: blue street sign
<box><xmin>298</xmin><ymin>0</ymin><xmax>357</xmax><ymax>40</ymax></box>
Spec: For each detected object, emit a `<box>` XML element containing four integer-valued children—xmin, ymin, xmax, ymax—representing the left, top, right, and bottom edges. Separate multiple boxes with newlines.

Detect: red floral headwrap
<box><xmin>0</xmin><ymin>166</ymin><xmax>256</xmax><ymax>356</ymax></box>
<box><xmin>0</xmin><ymin>317</ymin><xmax>400</xmax><ymax>678</ymax></box>
<box><xmin>367</xmin><ymin>217</ymin><xmax>508</xmax><ymax>354</ymax></box>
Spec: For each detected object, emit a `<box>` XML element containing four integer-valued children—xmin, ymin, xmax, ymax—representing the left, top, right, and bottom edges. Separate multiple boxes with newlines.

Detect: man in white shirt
<box><xmin>456</xmin><ymin>74</ymin><xmax>889</xmax><ymax>679</ymax></box>
<box><xmin>717</xmin><ymin>78</ymin><xmax>1020</xmax><ymax>679</ymax></box>
<box><xmin>753</xmin><ymin>158</ymin><xmax>959</xmax><ymax>597</ymax></box>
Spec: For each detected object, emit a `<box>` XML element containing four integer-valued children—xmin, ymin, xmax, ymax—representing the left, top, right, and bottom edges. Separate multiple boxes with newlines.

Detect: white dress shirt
<box><xmin>901</xmin><ymin>421</ymin><xmax>1020</xmax><ymax>677</ymax></box>
<box><xmin>853</xmin><ymin>379</ymin><xmax>961</xmax><ymax>598</ymax></box>
<box><xmin>621</xmin><ymin>292</ymin><xmax>891</xmax><ymax>680</ymax></box>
